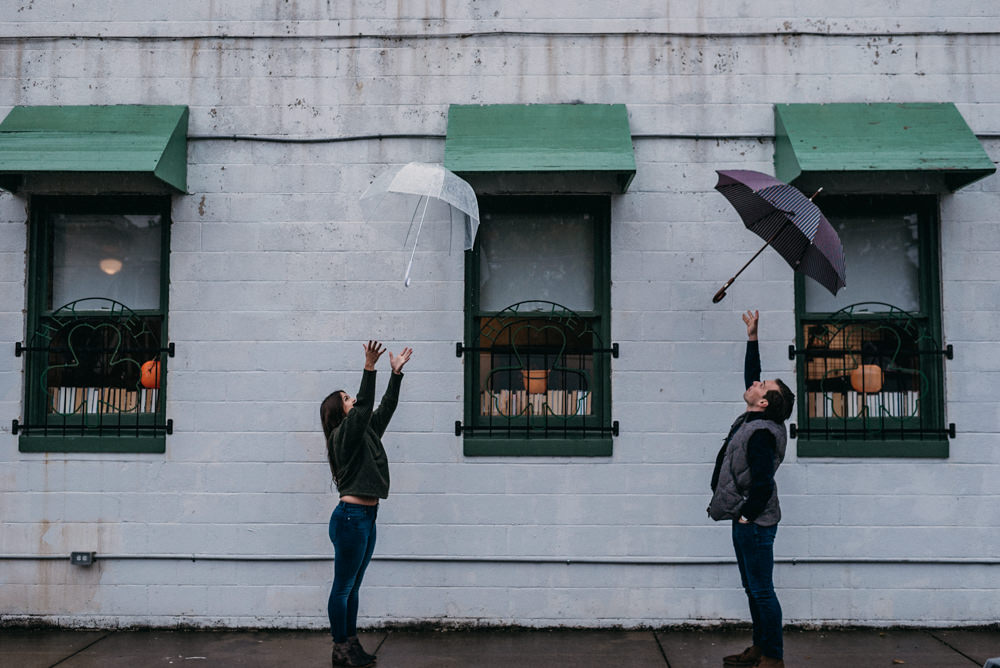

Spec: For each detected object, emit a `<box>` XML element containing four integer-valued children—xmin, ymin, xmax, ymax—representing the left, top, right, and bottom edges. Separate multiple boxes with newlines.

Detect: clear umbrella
<box><xmin>360</xmin><ymin>162</ymin><xmax>480</xmax><ymax>286</ymax></box>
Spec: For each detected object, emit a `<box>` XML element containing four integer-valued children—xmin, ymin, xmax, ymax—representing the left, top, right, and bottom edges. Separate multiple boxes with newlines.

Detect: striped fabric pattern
<box><xmin>715</xmin><ymin>170</ymin><xmax>846</xmax><ymax>295</ymax></box>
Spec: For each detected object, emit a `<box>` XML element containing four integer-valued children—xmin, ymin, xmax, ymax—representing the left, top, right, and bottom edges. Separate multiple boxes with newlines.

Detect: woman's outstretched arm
<box><xmin>339</xmin><ymin>341</ymin><xmax>385</xmax><ymax>443</ymax></box>
<box><xmin>371</xmin><ymin>346</ymin><xmax>412</xmax><ymax>437</ymax></box>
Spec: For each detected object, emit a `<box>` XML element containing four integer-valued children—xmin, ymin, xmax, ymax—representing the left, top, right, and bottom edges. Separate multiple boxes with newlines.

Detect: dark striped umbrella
<box><xmin>712</xmin><ymin>169</ymin><xmax>846</xmax><ymax>303</ymax></box>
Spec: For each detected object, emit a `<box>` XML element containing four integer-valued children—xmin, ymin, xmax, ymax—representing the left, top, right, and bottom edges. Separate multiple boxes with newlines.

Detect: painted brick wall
<box><xmin>1</xmin><ymin>2</ymin><xmax>998</xmax><ymax>628</ymax></box>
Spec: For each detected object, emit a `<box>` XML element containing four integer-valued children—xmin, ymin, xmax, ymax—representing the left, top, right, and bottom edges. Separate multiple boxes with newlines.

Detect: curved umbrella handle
<box><xmin>713</xmin><ymin>278</ymin><xmax>734</xmax><ymax>303</ymax></box>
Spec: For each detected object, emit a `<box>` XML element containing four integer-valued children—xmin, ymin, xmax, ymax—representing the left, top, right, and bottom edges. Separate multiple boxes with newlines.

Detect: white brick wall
<box><xmin>1</xmin><ymin>2</ymin><xmax>998</xmax><ymax>628</ymax></box>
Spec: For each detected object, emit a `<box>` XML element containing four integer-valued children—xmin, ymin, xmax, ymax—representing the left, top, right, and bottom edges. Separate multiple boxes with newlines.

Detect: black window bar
<box><xmin>787</xmin><ymin>309</ymin><xmax>955</xmax><ymax>441</ymax></box>
<box><xmin>454</xmin><ymin>301</ymin><xmax>619</xmax><ymax>439</ymax></box>
<box><xmin>12</xmin><ymin>299</ymin><xmax>174</xmax><ymax>438</ymax></box>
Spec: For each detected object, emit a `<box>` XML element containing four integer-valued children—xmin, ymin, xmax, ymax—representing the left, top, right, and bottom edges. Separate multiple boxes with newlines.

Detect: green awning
<box><xmin>445</xmin><ymin>104</ymin><xmax>636</xmax><ymax>193</ymax></box>
<box><xmin>0</xmin><ymin>105</ymin><xmax>189</xmax><ymax>193</ymax></box>
<box><xmin>774</xmin><ymin>103</ymin><xmax>995</xmax><ymax>194</ymax></box>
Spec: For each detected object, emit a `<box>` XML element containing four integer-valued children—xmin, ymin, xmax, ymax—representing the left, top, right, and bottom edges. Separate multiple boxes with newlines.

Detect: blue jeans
<box><xmin>328</xmin><ymin>501</ymin><xmax>378</xmax><ymax>643</ymax></box>
<box><xmin>732</xmin><ymin>521</ymin><xmax>782</xmax><ymax>660</ymax></box>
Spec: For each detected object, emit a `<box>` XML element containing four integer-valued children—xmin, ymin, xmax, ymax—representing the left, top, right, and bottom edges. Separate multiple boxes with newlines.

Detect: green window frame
<box><xmin>460</xmin><ymin>195</ymin><xmax>615</xmax><ymax>457</ymax></box>
<box><xmin>16</xmin><ymin>195</ymin><xmax>172</xmax><ymax>453</ymax></box>
<box><xmin>793</xmin><ymin>194</ymin><xmax>950</xmax><ymax>458</ymax></box>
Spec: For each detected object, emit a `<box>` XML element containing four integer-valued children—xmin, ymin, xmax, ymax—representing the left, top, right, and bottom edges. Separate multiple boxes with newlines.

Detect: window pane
<box><xmin>805</xmin><ymin>212</ymin><xmax>919</xmax><ymax>313</ymax></box>
<box><xmin>478</xmin><ymin>210</ymin><xmax>594</xmax><ymax>312</ymax></box>
<box><xmin>51</xmin><ymin>214</ymin><xmax>162</xmax><ymax>310</ymax></box>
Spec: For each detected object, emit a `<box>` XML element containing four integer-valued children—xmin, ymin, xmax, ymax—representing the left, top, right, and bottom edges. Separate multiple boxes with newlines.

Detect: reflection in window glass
<box><xmin>478</xmin><ymin>211</ymin><xmax>594</xmax><ymax>312</ymax></box>
<box><xmin>51</xmin><ymin>214</ymin><xmax>162</xmax><ymax>310</ymax></box>
<box><xmin>805</xmin><ymin>212</ymin><xmax>920</xmax><ymax>313</ymax></box>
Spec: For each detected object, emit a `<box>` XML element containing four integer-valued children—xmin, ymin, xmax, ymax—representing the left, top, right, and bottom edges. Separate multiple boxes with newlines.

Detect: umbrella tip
<box><xmin>404</xmin><ymin>277</ymin><xmax>411</xmax><ymax>288</ymax></box>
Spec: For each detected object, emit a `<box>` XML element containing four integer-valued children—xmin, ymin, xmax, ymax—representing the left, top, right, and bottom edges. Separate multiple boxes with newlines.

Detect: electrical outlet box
<box><xmin>70</xmin><ymin>551</ymin><xmax>95</xmax><ymax>566</ymax></box>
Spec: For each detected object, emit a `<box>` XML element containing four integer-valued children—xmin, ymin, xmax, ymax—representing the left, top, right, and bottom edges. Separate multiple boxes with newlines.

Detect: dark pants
<box><xmin>732</xmin><ymin>520</ymin><xmax>782</xmax><ymax>659</ymax></box>
<box><xmin>328</xmin><ymin>501</ymin><xmax>378</xmax><ymax>643</ymax></box>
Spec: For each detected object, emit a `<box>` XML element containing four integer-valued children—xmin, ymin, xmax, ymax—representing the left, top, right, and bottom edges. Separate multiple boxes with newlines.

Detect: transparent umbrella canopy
<box><xmin>360</xmin><ymin>162</ymin><xmax>480</xmax><ymax>286</ymax></box>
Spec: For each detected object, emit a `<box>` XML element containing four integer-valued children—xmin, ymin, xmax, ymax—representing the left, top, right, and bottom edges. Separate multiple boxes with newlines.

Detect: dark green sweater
<box><xmin>330</xmin><ymin>369</ymin><xmax>402</xmax><ymax>499</ymax></box>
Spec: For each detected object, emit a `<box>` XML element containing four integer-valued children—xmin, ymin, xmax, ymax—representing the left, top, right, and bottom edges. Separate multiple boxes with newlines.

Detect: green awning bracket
<box><xmin>0</xmin><ymin>105</ymin><xmax>189</xmax><ymax>193</ymax></box>
<box><xmin>445</xmin><ymin>104</ymin><xmax>636</xmax><ymax>194</ymax></box>
<box><xmin>775</xmin><ymin>103</ymin><xmax>995</xmax><ymax>194</ymax></box>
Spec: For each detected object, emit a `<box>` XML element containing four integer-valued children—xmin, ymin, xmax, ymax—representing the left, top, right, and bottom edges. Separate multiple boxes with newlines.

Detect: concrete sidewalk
<box><xmin>2</xmin><ymin>627</ymin><xmax>998</xmax><ymax>667</ymax></box>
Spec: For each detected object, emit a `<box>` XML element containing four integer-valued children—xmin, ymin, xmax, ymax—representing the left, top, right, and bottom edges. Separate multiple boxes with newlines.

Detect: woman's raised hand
<box><xmin>363</xmin><ymin>340</ymin><xmax>387</xmax><ymax>371</ymax></box>
<box><xmin>389</xmin><ymin>347</ymin><xmax>413</xmax><ymax>375</ymax></box>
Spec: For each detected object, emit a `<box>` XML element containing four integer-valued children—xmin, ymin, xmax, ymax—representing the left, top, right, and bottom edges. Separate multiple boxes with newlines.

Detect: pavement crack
<box><xmin>652</xmin><ymin>631</ymin><xmax>672</xmax><ymax>667</ymax></box>
<box><xmin>48</xmin><ymin>631</ymin><xmax>112</xmax><ymax>667</ymax></box>
<box><xmin>924</xmin><ymin>630</ymin><xmax>981</xmax><ymax>665</ymax></box>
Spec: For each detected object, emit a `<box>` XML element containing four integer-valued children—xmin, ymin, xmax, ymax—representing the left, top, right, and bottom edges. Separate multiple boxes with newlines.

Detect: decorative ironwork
<box><xmin>789</xmin><ymin>302</ymin><xmax>954</xmax><ymax>440</ymax></box>
<box><xmin>456</xmin><ymin>300</ymin><xmax>618</xmax><ymax>438</ymax></box>
<box><xmin>13</xmin><ymin>298</ymin><xmax>173</xmax><ymax>437</ymax></box>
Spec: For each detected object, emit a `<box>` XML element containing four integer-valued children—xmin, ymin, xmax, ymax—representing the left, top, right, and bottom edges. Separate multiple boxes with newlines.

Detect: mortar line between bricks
<box><xmin>924</xmin><ymin>630</ymin><xmax>983</xmax><ymax>666</ymax></box>
<box><xmin>48</xmin><ymin>632</ymin><xmax>111</xmax><ymax>668</ymax></box>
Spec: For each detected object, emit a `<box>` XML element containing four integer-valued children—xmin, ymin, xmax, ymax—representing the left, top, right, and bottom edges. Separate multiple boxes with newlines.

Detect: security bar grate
<box><xmin>13</xmin><ymin>298</ymin><xmax>173</xmax><ymax>437</ymax></box>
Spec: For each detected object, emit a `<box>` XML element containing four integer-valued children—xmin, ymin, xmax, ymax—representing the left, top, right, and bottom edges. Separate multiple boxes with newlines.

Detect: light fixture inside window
<box><xmin>99</xmin><ymin>258</ymin><xmax>123</xmax><ymax>275</ymax></box>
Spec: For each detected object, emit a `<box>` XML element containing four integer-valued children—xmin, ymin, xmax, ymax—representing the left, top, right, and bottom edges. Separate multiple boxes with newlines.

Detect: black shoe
<box><xmin>331</xmin><ymin>641</ymin><xmax>355</xmax><ymax>667</ymax></box>
<box><xmin>348</xmin><ymin>636</ymin><xmax>377</xmax><ymax>663</ymax></box>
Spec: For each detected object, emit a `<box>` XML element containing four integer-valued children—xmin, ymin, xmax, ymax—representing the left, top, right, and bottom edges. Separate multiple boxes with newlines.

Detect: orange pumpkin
<box><xmin>850</xmin><ymin>364</ymin><xmax>883</xmax><ymax>394</ymax></box>
<box><xmin>140</xmin><ymin>360</ymin><xmax>161</xmax><ymax>389</ymax></box>
<box><xmin>520</xmin><ymin>369</ymin><xmax>549</xmax><ymax>395</ymax></box>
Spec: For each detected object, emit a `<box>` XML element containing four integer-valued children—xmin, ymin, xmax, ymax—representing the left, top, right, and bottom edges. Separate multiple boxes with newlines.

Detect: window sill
<box><xmin>797</xmin><ymin>439</ymin><xmax>948</xmax><ymax>458</ymax></box>
<box><xmin>19</xmin><ymin>434</ymin><xmax>166</xmax><ymax>454</ymax></box>
<box><xmin>464</xmin><ymin>437</ymin><xmax>612</xmax><ymax>457</ymax></box>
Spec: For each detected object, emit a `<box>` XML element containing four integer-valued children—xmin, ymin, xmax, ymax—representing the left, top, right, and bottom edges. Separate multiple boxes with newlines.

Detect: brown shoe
<box><xmin>723</xmin><ymin>645</ymin><xmax>762</xmax><ymax>666</ymax></box>
<box><xmin>722</xmin><ymin>645</ymin><xmax>763</xmax><ymax>668</ymax></box>
<box><xmin>754</xmin><ymin>656</ymin><xmax>784</xmax><ymax>668</ymax></box>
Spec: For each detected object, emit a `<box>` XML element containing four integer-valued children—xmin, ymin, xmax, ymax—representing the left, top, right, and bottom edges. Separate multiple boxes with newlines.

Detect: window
<box><xmin>459</xmin><ymin>196</ymin><xmax>616</xmax><ymax>456</ymax></box>
<box><xmin>16</xmin><ymin>196</ymin><xmax>172</xmax><ymax>453</ymax></box>
<box><xmin>793</xmin><ymin>195</ymin><xmax>951</xmax><ymax>457</ymax></box>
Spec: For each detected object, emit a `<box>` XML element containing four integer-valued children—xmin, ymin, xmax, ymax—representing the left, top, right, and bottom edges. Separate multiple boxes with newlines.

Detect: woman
<box><xmin>320</xmin><ymin>340</ymin><xmax>412</xmax><ymax>667</ymax></box>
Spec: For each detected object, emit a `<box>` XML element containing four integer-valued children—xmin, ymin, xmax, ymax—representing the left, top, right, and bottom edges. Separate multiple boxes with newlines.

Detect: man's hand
<box><xmin>363</xmin><ymin>340</ymin><xmax>386</xmax><ymax>371</ymax></box>
<box><xmin>742</xmin><ymin>310</ymin><xmax>759</xmax><ymax>341</ymax></box>
<box><xmin>389</xmin><ymin>347</ymin><xmax>413</xmax><ymax>375</ymax></box>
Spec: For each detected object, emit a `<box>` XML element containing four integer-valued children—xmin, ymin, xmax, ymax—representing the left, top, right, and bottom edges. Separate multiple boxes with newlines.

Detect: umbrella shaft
<box><xmin>730</xmin><ymin>220</ymin><xmax>789</xmax><ymax>283</ymax></box>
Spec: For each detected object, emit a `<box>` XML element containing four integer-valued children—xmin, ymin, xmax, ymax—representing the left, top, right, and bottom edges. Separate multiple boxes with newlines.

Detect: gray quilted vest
<box><xmin>707</xmin><ymin>414</ymin><xmax>787</xmax><ymax>526</ymax></box>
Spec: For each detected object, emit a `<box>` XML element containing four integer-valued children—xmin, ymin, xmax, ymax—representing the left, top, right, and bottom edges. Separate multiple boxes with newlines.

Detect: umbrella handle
<box><xmin>713</xmin><ymin>278</ymin><xmax>734</xmax><ymax>303</ymax></box>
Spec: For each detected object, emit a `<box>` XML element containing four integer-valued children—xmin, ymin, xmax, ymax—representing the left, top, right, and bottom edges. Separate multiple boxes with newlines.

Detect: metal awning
<box><xmin>0</xmin><ymin>105</ymin><xmax>189</xmax><ymax>193</ymax></box>
<box><xmin>774</xmin><ymin>103</ymin><xmax>995</xmax><ymax>194</ymax></box>
<box><xmin>445</xmin><ymin>104</ymin><xmax>636</xmax><ymax>194</ymax></box>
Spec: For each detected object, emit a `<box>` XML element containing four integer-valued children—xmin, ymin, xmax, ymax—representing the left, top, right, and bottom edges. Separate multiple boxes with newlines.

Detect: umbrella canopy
<box><xmin>361</xmin><ymin>162</ymin><xmax>480</xmax><ymax>286</ymax></box>
<box><xmin>712</xmin><ymin>169</ymin><xmax>846</xmax><ymax>302</ymax></box>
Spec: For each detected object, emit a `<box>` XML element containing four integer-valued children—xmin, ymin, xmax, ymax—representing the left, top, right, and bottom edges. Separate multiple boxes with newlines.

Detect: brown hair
<box><xmin>320</xmin><ymin>390</ymin><xmax>346</xmax><ymax>484</ymax></box>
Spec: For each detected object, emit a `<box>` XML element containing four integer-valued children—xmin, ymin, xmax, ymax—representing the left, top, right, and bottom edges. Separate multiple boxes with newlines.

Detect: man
<box><xmin>708</xmin><ymin>310</ymin><xmax>794</xmax><ymax>668</ymax></box>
